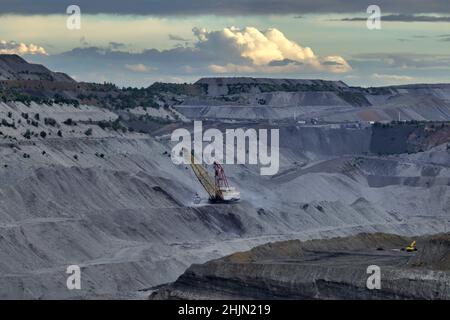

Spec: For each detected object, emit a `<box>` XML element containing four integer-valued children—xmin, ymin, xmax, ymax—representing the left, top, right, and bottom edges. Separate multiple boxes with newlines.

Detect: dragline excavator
<box><xmin>183</xmin><ymin>148</ymin><xmax>240</xmax><ymax>202</ymax></box>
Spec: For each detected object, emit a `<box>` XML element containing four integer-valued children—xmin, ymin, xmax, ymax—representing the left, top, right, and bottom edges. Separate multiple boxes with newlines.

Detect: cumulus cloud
<box><xmin>25</xmin><ymin>26</ymin><xmax>356</xmax><ymax>86</ymax></box>
<box><xmin>0</xmin><ymin>40</ymin><xmax>47</xmax><ymax>55</ymax></box>
<box><xmin>193</xmin><ymin>27</ymin><xmax>351</xmax><ymax>74</ymax></box>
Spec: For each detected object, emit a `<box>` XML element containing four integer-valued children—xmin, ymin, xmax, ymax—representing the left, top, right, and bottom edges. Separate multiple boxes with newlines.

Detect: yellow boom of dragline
<box><xmin>183</xmin><ymin>148</ymin><xmax>240</xmax><ymax>202</ymax></box>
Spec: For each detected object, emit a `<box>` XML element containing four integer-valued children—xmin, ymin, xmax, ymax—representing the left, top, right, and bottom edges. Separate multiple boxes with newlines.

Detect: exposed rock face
<box><xmin>1</xmin><ymin>55</ymin><xmax>450</xmax><ymax>122</ymax></box>
<box><xmin>370</xmin><ymin>123</ymin><xmax>450</xmax><ymax>154</ymax></box>
<box><xmin>1</xmin><ymin>99</ymin><xmax>450</xmax><ymax>298</ymax></box>
<box><xmin>0</xmin><ymin>57</ymin><xmax>449</xmax><ymax>299</ymax></box>
<box><xmin>151</xmin><ymin>233</ymin><xmax>450</xmax><ymax>300</ymax></box>
<box><xmin>0</xmin><ymin>54</ymin><xmax>74</xmax><ymax>82</ymax></box>
<box><xmin>195</xmin><ymin>77</ymin><xmax>349</xmax><ymax>96</ymax></box>
<box><xmin>175</xmin><ymin>78</ymin><xmax>450</xmax><ymax>122</ymax></box>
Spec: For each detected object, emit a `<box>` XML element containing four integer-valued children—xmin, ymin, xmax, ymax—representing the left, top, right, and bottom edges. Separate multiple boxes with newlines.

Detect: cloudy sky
<box><xmin>0</xmin><ymin>0</ymin><xmax>449</xmax><ymax>87</ymax></box>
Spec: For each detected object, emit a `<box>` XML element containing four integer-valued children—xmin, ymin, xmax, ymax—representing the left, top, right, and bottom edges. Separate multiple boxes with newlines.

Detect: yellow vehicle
<box><xmin>406</xmin><ymin>241</ymin><xmax>417</xmax><ymax>252</ymax></box>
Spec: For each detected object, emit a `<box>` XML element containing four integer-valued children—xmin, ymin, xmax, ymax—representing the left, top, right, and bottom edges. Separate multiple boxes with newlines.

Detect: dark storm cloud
<box><xmin>341</xmin><ymin>14</ymin><xmax>450</xmax><ymax>22</ymax></box>
<box><xmin>1</xmin><ymin>0</ymin><xmax>449</xmax><ymax>15</ymax></box>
